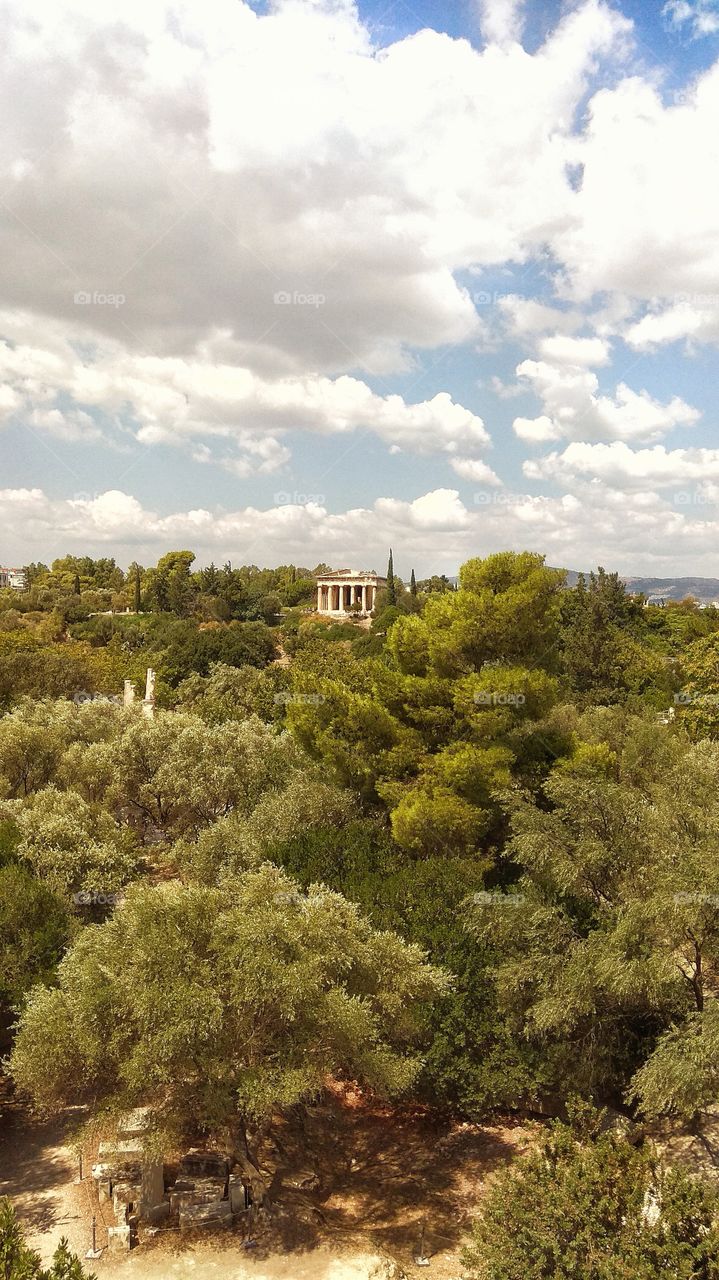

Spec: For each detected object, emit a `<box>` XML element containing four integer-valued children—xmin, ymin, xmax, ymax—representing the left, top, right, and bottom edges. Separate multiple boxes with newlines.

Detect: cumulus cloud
<box><xmin>556</xmin><ymin>68</ymin><xmax>719</xmax><ymax>325</ymax></box>
<box><xmin>524</xmin><ymin>441</ymin><xmax>719</xmax><ymax>492</ymax></box>
<box><xmin>478</xmin><ymin>0</ymin><xmax>527</xmax><ymax>47</ymax></box>
<box><xmin>624</xmin><ymin>298</ymin><xmax>719</xmax><ymax>351</ymax></box>
<box><xmin>449</xmin><ymin>457</ymin><xmax>503</xmax><ymax>484</ymax></box>
<box><xmin>663</xmin><ymin>0</ymin><xmax>719</xmax><ymax>38</ymax></box>
<box><xmin>5</xmin><ymin>482</ymin><xmax>719</xmax><ymax>577</ymax></box>
<box><xmin>0</xmin><ymin>0</ymin><xmax>632</xmax><ymax>378</ymax></box>
<box><xmin>3</xmin><ymin>0</ymin><xmax>719</xmax><ymax>576</ymax></box>
<box><xmin>0</xmin><ymin>317</ymin><xmax>490</xmax><ymax>473</ymax></box>
<box><xmin>513</xmin><ymin>358</ymin><xmax>700</xmax><ymax>443</ymax></box>
<box><xmin>536</xmin><ymin>335</ymin><xmax>610</xmax><ymax>366</ymax></box>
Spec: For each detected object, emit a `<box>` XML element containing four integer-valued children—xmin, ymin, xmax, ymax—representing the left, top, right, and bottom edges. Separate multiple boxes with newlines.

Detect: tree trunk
<box><xmin>231</xmin><ymin>1117</ymin><xmax>272</xmax><ymax>1208</ymax></box>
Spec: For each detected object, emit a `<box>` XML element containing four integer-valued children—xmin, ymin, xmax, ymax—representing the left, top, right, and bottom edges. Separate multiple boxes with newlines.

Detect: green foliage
<box><xmin>462</xmin><ymin>1108</ymin><xmax>719</xmax><ymax>1280</ymax></box>
<box><xmin>560</xmin><ymin>569</ymin><xmax>673</xmax><ymax>707</ymax></box>
<box><xmin>65</xmin><ymin>711</ymin><xmax>302</xmax><ymax>840</ymax></box>
<box><xmin>10</xmin><ymin>871</ymin><xmax>448</xmax><ymax>1148</ymax></box>
<box><xmin>471</xmin><ymin>708</ymin><xmax>719</xmax><ymax>1107</ymax></box>
<box><xmin>0</xmin><ymin>1200</ymin><xmax>95</xmax><ymax>1280</ymax></box>
<box><xmin>175</xmin><ymin>662</ymin><xmax>289</xmax><ymax>724</ymax></box>
<box><xmin>0</xmin><ymin>863</ymin><xmax>71</xmax><ymax>1027</ymax></box>
<box><xmin>268</xmin><ymin>819</ymin><xmax>541</xmax><ymax>1114</ymax></box>
<box><xmin>386</xmin><ymin>548</ymin><xmax>396</xmax><ymax>607</ymax></box>
<box><xmin>12</xmin><ymin>787</ymin><xmax>140</xmax><ymax>897</ymax></box>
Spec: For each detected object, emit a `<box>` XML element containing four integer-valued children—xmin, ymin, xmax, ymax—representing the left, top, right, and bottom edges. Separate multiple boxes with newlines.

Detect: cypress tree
<box><xmin>410</xmin><ymin>568</ymin><xmax>417</xmax><ymax>596</ymax></box>
<box><xmin>386</xmin><ymin>548</ymin><xmax>396</xmax><ymax>606</ymax></box>
<box><xmin>134</xmin><ymin>565</ymin><xmax>141</xmax><ymax>613</ymax></box>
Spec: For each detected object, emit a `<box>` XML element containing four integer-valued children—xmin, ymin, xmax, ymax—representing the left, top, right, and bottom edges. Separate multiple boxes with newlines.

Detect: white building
<box><xmin>0</xmin><ymin>567</ymin><xmax>27</xmax><ymax>591</ymax></box>
<box><xmin>315</xmin><ymin>568</ymin><xmax>386</xmax><ymax>616</ymax></box>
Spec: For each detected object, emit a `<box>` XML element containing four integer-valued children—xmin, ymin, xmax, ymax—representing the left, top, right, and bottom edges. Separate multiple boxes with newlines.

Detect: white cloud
<box><xmin>514</xmin><ymin>358</ymin><xmax>700</xmax><ymax>443</ymax></box>
<box><xmin>478</xmin><ymin>0</ymin><xmax>526</xmax><ymax>47</ymax></box>
<box><xmin>498</xmin><ymin>296</ymin><xmax>585</xmax><ymax>340</ymax></box>
<box><xmin>536</xmin><ymin>334</ymin><xmax>610</xmax><ymax>366</ymax></box>
<box><xmin>513</xmin><ymin>414</ymin><xmax>563</xmax><ymax>443</ymax></box>
<box><xmin>0</xmin><ymin>317</ymin><xmax>491</xmax><ymax>473</ymax></box>
<box><xmin>663</xmin><ymin>0</ymin><xmax>719</xmax><ymax>38</ymax></box>
<box><xmin>556</xmin><ymin>67</ymin><xmax>719</xmax><ymax>327</ymax></box>
<box><xmin>6</xmin><ymin>481</ymin><xmax>719</xmax><ymax>577</ymax></box>
<box><xmin>449</xmin><ymin>457</ymin><xmax>503</xmax><ymax>484</ymax></box>
<box><xmin>524</xmin><ymin>441</ymin><xmax>719</xmax><ymax>491</ymax></box>
<box><xmin>624</xmin><ymin>298</ymin><xmax>719</xmax><ymax>350</ymax></box>
<box><xmin>0</xmin><ymin>0</ymin><xmax>632</xmax><ymax>379</ymax></box>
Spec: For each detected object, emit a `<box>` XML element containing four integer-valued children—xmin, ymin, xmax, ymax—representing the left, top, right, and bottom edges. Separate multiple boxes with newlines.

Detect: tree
<box><xmin>0</xmin><ymin>860</ymin><xmax>71</xmax><ymax>1034</ymax></box>
<box><xmin>410</xmin><ymin>569</ymin><xmax>417</xmax><ymax>597</ymax></box>
<box><xmin>462</xmin><ymin>1107</ymin><xmax>719</xmax><ymax>1280</ymax></box>
<box><xmin>0</xmin><ymin>1199</ymin><xmax>95</xmax><ymax>1280</ymax></box>
<box><xmin>10</xmin><ymin>871</ymin><xmax>448</xmax><ymax>1199</ymax></box>
<box><xmin>131</xmin><ymin>563</ymin><xmax>142</xmax><ymax>614</ymax></box>
<box><xmin>12</xmin><ymin>787</ymin><xmax>140</xmax><ymax>898</ymax></box>
<box><xmin>65</xmin><ymin>711</ymin><xmax>302</xmax><ymax>841</ymax></box>
<box><xmin>150</xmin><ymin>551</ymin><xmax>196</xmax><ymax>613</ymax></box>
<box><xmin>389</xmin><ymin>552</ymin><xmax>564</xmax><ymax>679</ymax></box>
<box><xmin>559</xmin><ymin>568</ymin><xmax>668</xmax><ymax>706</ymax></box>
<box><xmin>386</xmin><ymin>548</ymin><xmax>396</xmax><ymax>607</ymax></box>
<box><xmin>471</xmin><ymin>707</ymin><xmax>719</xmax><ymax>1105</ymax></box>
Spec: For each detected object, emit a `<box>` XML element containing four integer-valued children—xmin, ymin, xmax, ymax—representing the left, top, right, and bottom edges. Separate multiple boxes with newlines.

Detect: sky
<box><xmin>1</xmin><ymin>0</ymin><xmax>719</xmax><ymax>578</ymax></box>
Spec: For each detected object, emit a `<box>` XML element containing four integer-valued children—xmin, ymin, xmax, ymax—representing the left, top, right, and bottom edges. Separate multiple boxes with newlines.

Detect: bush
<box><xmin>463</xmin><ymin>1105</ymin><xmax>719</xmax><ymax>1279</ymax></box>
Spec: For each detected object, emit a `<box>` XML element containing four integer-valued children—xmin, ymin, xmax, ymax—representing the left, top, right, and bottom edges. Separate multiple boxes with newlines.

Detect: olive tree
<box><xmin>10</xmin><ymin>867</ymin><xmax>448</xmax><ymax>1200</ymax></box>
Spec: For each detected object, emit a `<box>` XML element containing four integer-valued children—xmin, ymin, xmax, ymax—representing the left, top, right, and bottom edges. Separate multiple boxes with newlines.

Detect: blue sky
<box><xmin>1</xmin><ymin>0</ymin><xmax>719</xmax><ymax>577</ymax></box>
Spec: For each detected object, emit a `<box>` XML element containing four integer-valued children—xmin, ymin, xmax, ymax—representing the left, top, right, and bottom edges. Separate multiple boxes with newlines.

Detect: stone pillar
<box><xmin>361</xmin><ymin>585</ymin><xmax>367</xmax><ymax>613</ymax></box>
<box><xmin>142</xmin><ymin>668</ymin><xmax>156</xmax><ymax>721</ymax></box>
<box><xmin>123</xmin><ymin>680</ymin><xmax>135</xmax><ymax>708</ymax></box>
<box><xmin>317</xmin><ymin>584</ymin><xmax>322</xmax><ymax>612</ymax></box>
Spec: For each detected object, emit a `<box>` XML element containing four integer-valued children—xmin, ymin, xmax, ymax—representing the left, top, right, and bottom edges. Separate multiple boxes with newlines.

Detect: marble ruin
<box><xmin>92</xmin><ymin>1108</ymin><xmax>252</xmax><ymax>1250</ymax></box>
<box><xmin>315</xmin><ymin>569</ymin><xmax>386</xmax><ymax>617</ymax></box>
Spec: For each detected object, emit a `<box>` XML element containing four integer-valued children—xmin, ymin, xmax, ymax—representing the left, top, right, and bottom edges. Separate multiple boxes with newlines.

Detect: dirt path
<box><xmin>0</xmin><ymin>1101</ymin><xmax>96</xmax><ymax>1262</ymax></box>
<box><xmin>1</xmin><ymin>1082</ymin><xmax>532</xmax><ymax>1280</ymax></box>
<box><xmin>101</xmin><ymin>1242</ymin><xmax>387</xmax><ymax>1280</ymax></box>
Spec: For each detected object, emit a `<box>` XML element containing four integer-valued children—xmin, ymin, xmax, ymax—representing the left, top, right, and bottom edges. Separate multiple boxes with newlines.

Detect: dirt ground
<box><xmin>1</xmin><ymin>1078</ymin><xmax>535</xmax><ymax>1280</ymax></box>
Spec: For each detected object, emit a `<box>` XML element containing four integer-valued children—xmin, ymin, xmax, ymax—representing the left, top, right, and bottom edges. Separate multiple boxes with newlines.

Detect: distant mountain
<box><xmin>621</xmin><ymin>577</ymin><xmax>719</xmax><ymax>604</ymax></box>
<box><xmin>558</xmin><ymin>570</ymin><xmax>719</xmax><ymax>604</ymax></box>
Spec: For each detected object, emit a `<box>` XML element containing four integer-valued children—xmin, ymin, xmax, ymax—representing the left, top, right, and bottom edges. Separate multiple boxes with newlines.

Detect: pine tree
<box><xmin>386</xmin><ymin>548</ymin><xmax>396</xmax><ymax>606</ymax></box>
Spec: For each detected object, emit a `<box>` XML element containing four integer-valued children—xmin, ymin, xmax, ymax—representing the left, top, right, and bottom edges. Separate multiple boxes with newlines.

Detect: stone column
<box><xmin>142</xmin><ymin>668</ymin><xmax>156</xmax><ymax>721</ymax></box>
<box><xmin>317</xmin><ymin>584</ymin><xmax>322</xmax><ymax>612</ymax></box>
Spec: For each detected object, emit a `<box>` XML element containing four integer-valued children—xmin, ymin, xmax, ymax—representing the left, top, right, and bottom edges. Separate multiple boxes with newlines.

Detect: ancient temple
<box><xmin>315</xmin><ymin>568</ymin><xmax>386</xmax><ymax>616</ymax></box>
